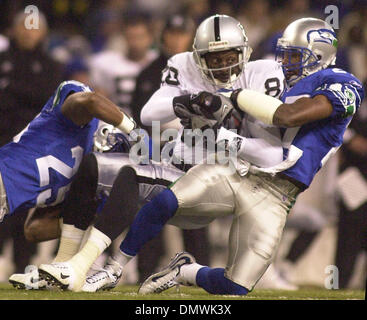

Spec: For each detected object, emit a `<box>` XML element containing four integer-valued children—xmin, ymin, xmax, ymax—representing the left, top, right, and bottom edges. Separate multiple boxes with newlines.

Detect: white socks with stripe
<box><xmin>53</xmin><ymin>224</ymin><xmax>85</xmax><ymax>263</ymax></box>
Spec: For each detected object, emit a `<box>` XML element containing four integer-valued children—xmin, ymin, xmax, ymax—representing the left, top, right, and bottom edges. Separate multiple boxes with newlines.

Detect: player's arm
<box><xmin>140</xmin><ymin>84</ymin><xmax>182</xmax><ymax>126</ymax></box>
<box><xmin>216</xmin><ymin>126</ymin><xmax>283</xmax><ymax>167</ymax></box>
<box><xmin>141</xmin><ymin>58</ymin><xmax>188</xmax><ymax>126</ymax></box>
<box><xmin>231</xmin><ymin>90</ymin><xmax>333</xmax><ymax>127</ymax></box>
<box><xmin>61</xmin><ymin>91</ymin><xmax>136</xmax><ymax>134</ymax></box>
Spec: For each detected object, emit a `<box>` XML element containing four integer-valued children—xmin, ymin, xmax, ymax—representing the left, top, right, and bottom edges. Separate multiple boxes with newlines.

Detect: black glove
<box><xmin>173</xmin><ymin>92</ymin><xmax>212</xmax><ymax>116</ymax></box>
<box><xmin>197</xmin><ymin>93</ymin><xmax>235</xmax><ymax>128</ymax></box>
<box><xmin>173</xmin><ymin>92</ymin><xmax>214</xmax><ymax>128</ymax></box>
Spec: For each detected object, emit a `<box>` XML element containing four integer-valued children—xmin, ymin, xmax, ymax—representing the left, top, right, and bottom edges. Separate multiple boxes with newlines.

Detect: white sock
<box><xmin>68</xmin><ymin>227</ymin><xmax>112</xmax><ymax>276</ymax></box>
<box><xmin>111</xmin><ymin>249</ymin><xmax>134</xmax><ymax>268</ymax></box>
<box><xmin>53</xmin><ymin>224</ymin><xmax>85</xmax><ymax>263</ymax></box>
<box><xmin>178</xmin><ymin>263</ymin><xmax>205</xmax><ymax>285</ymax></box>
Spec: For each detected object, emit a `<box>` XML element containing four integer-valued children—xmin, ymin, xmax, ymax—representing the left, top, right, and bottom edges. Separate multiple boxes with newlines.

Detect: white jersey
<box><xmin>88</xmin><ymin>49</ymin><xmax>157</xmax><ymax>115</ymax></box>
<box><xmin>141</xmin><ymin>52</ymin><xmax>285</xmax><ymax>168</ymax></box>
<box><xmin>163</xmin><ymin>52</ymin><xmax>284</xmax><ymax>97</ymax></box>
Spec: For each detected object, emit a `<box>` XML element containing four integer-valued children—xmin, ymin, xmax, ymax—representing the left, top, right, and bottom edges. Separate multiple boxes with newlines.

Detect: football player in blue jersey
<box><xmin>0</xmin><ymin>80</ymin><xmax>138</xmax><ymax>219</ymax></box>
<box><xmin>0</xmin><ymin>80</ymin><xmax>141</xmax><ymax>288</ymax></box>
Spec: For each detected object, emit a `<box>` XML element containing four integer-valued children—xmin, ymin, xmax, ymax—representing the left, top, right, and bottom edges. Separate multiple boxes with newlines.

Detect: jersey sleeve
<box><xmin>48</xmin><ymin>80</ymin><xmax>92</xmax><ymax>113</ymax></box>
<box><xmin>160</xmin><ymin>56</ymin><xmax>183</xmax><ymax>89</ymax></box>
<box><xmin>310</xmin><ymin>70</ymin><xmax>364</xmax><ymax>118</ymax></box>
<box><xmin>42</xmin><ymin>80</ymin><xmax>93</xmax><ymax>128</ymax></box>
<box><xmin>141</xmin><ymin>54</ymin><xmax>188</xmax><ymax>125</ymax></box>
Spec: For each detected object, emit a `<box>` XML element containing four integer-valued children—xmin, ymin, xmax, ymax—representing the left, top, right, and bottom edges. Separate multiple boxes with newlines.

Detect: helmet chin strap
<box><xmin>213</xmin><ymin>73</ymin><xmax>238</xmax><ymax>88</ymax></box>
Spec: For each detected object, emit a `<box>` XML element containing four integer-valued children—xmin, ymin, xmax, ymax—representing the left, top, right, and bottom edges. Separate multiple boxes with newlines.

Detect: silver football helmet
<box><xmin>193</xmin><ymin>14</ymin><xmax>252</xmax><ymax>88</ymax></box>
<box><xmin>276</xmin><ymin>18</ymin><xmax>337</xmax><ymax>86</ymax></box>
<box><xmin>93</xmin><ymin>122</ymin><xmax>131</xmax><ymax>153</ymax></box>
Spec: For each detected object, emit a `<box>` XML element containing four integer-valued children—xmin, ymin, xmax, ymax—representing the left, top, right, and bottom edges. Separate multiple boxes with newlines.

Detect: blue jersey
<box><xmin>280</xmin><ymin>68</ymin><xmax>364</xmax><ymax>188</ymax></box>
<box><xmin>0</xmin><ymin>81</ymin><xmax>99</xmax><ymax>214</ymax></box>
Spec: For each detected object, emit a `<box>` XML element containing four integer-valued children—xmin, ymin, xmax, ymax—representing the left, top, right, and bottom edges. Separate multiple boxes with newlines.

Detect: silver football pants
<box><xmin>170</xmin><ymin>162</ymin><xmax>301</xmax><ymax>290</ymax></box>
<box><xmin>93</xmin><ymin>152</ymin><xmax>184</xmax><ymax>207</ymax></box>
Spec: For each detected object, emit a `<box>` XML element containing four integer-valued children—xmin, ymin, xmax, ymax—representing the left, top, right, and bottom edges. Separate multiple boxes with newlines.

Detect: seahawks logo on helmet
<box><xmin>306</xmin><ymin>28</ymin><xmax>338</xmax><ymax>47</ymax></box>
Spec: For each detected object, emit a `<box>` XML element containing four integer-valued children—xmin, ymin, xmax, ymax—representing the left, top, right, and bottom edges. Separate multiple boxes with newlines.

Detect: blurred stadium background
<box><xmin>0</xmin><ymin>0</ymin><xmax>366</xmax><ymax>293</ymax></box>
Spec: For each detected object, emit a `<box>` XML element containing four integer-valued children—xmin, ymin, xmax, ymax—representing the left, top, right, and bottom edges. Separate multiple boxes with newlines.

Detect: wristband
<box><xmin>234</xmin><ymin>89</ymin><xmax>282</xmax><ymax>125</ymax></box>
<box><xmin>116</xmin><ymin>114</ymin><xmax>136</xmax><ymax>134</ymax></box>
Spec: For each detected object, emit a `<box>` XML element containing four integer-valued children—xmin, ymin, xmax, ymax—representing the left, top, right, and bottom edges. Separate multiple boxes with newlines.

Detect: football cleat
<box><xmin>38</xmin><ymin>261</ymin><xmax>84</xmax><ymax>292</ymax></box>
<box><xmin>138</xmin><ymin>251</ymin><xmax>196</xmax><ymax>294</ymax></box>
<box><xmin>82</xmin><ymin>257</ymin><xmax>123</xmax><ymax>292</ymax></box>
<box><xmin>9</xmin><ymin>266</ymin><xmax>48</xmax><ymax>290</ymax></box>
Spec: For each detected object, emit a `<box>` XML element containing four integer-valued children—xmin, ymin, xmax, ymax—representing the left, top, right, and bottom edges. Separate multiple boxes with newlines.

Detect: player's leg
<box><xmin>224</xmin><ymin>173</ymin><xmax>299</xmax><ymax>292</ymax></box>
<box><xmin>23</xmin><ymin>206</ymin><xmax>63</xmax><ymax>243</ymax></box>
<box><xmin>39</xmin><ymin>160</ymin><xmax>183</xmax><ymax>292</ymax></box>
<box><xmin>186</xmin><ymin>173</ymin><xmax>295</xmax><ymax>295</ymax></box>
<box><xmin>82</xmin><ymin>163</ymin><xmax>236</xmax><ymax>293</ymax></box>
<box><xmin>52</xmin><ymin>153</ymin><xmax>99</xmax><ymax>263</ymax></box>
<box><xmin>82</xmin><ymin>163</ymin><xmax>183</xmax><ymax>292</ymax></box>
<box><xmin>121</xmin><ymin>163</ymin><xmax>237</xmax><ymax>257</ymax></box>
<box><xmin>139</xmin><ymin>172</ymin><xmax>300</xmax><ymax>295</ymax></box>
<box><xmin>64</xmin><ymin>165</ymin><xmax>139</xmax><ymax>290</ymax></box>
<box><xmin>135</xmin><ymin>163</ymin><xmax>243</xmax><ymax>294</ymax></box>
<box><xmin>9</xmin><ymin>154</ymin><xmax>99</xmax><ymax>290</ymax></box>
<box><xmin>9</xmin><ymin>206</ymin><xmax>63</xmax><ymax>290</ymax></box>
<box><xmin>38</xmin><ymin>153</ymin><xmax>133</xmax><ymax>290</ymax></box>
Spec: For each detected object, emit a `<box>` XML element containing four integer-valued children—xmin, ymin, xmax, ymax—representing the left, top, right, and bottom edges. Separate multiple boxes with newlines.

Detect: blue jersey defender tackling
<box><xmin>0</xmin><ymin>80</ymin><xmax>138</xmax><ymax>219</ymax></box>
<box><xmin>39</xmin><ymin>18</ymin><xmax>364</xmax><ymax>295</ymax></box>
<box><xmin>0</xmin><ymin>80</ymin><xmax>141</xmax><ymax>289</ymax></box>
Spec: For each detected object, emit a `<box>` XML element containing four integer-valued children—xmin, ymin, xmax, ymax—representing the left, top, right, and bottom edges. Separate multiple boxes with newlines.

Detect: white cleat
<box><xmin>38</xmin><ymin>261</ymin><xmax>85</xmax><ymax>292</ymax></box>
<box><xmin>138</xmin><ymin>252</ymin><xmax>196</xmax><ymax>295</ymax></box>
<box><xmin>82</xmin><ymin>258</ymin><xmax>122</xmax><ymax>292</ymax></box>
<box><xmin>9</xmin><ymin>266</ymin><xmax>48</xmax><ymax>290</ymax></box>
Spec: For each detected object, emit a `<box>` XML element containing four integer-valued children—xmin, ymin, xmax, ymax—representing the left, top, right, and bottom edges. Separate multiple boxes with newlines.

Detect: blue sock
<box><xmin>196</xmin><ymin>267</ymin><xmax>248</xmax><ymax>295</ymax></box>
<box><xmin>120</xmin><ymin>189</ymin><xmax>178</xmax><ymax>256</ymax></box>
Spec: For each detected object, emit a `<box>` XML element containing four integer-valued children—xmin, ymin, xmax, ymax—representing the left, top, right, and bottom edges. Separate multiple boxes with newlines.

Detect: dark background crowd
<box><xmin>0</xmin><ymin>0</ymin><xmax>366</xmax><ymax>290</ymax></box>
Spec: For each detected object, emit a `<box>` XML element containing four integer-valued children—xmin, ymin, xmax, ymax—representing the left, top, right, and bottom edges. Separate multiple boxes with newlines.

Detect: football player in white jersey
<box><xmin>128</xmin><ymin>17</ymin><xmax>362</xmax><ymax>295</ymax></box>
<box><xmin>37</xmin><ymin>14</ymin><xmax>289</xmax><ymax>292</ymax></box>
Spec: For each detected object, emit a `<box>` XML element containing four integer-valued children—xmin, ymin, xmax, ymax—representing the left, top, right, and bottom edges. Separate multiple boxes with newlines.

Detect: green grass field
<box><xmin>0</xmin><ymin>283</ymin><xmax>364</xmax><ymax>300</ymax></box>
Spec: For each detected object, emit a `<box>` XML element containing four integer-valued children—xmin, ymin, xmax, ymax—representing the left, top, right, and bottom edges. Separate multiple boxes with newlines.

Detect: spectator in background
<box><xmin>131</xmin><ymin>15</ymin><xmax>195</xmax><ymax>132</ymax></box>
<box><xmin>0</xmin><ymin>10</ymin><xmax>63</xmax><ymax>279</ymax></box>
<box><xmin>0</xmin><ymin>10</ymin><xmax>63</xmax><ymax>146</ymax></box>
<box><xmin>338</xmin><ymin>5</ymin><xmax>367</xmax><ymax>83</ymax></box>
<box><xmin>253</xmin><ymin>0</ymin><xmax>320</xmax><ymax>60</ymax></box>
<box><xmin>236</xmin><ymin>0</ymin><xmax>271</xmax><ymax>54</ymax></box>
<box><xmin>129</xmin><ymin>15</ymin><xmax>214</xmax><ymax>283</ymax></box>
<box><xmin>211</xmin><ymin>1</ymin><xmax>235</xmax><ymax>17</ymax></box>
<box><xmin>181</xmin><ymin>0</ymin><xmax>212</xmax><ymax>25</ymax></box>
<box><xmin>64</xmin><ymin>57</ymin><xmax>90</xmax><ymax>85</ymax></box>
<box><xmin>84</xmin><ymin>0</ymin><xmax>129</xmax><ymax>54</ymax></box>
<box><xmin>88</xmin><ymin>14</ymin><xmax>157</xmax><ymax>116</ymax></box>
